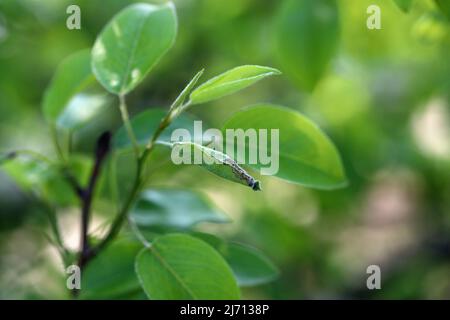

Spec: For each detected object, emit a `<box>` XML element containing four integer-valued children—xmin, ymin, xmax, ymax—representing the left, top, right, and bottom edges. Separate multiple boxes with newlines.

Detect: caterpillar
<box><xmin>200</xmin><ymin>144</ymin><xmax>261</xmax><ymax>191</ymax></box>
<box><xmin>172</xmin><ymin>142</ymin><xmax>261</xmax><ymax>191</ymax></box>
<box><xmin>222</xmin><ymin>157</ymin><xmax>261</xmax><ymax>191</ymax></box>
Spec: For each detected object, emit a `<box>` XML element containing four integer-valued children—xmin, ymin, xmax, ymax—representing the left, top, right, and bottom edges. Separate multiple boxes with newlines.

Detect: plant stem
<box><xmin>42</xmin><ymin>203</ymin><xmax>66</xmax><ymax>258</ymax></box>
<box><xmin>91</xmin><ymin>106</ymin><xmax>178</xmax><ymax>257</ymax></box>
<box><xmin>90</xmin><ymin>153</ymin><xmax>144</xmax><ymax>257</ymax></box>
<box><xmin>29</xmin><ymin>195</ymin><xmax>70</xmax><ymax>267</ymax></box>
<box><xmin>77</xmin><ymin>132</ymin><xmax>111</xmax><ymax>269</ymax></box>
<box><xmin>61</xmin><ymin>168</ymin><xmax>84</xmax><ymax>198</ymax></box>
<box><xmin>51</xmin><ymin>125</ymin><xmax>67</xmax><ymax>164</ymax></box>
<box><xmin>119</xmin><ymin>94</ymin><xmax>140</xmax><ymax>158</ymax></box>
<box><xmin>48</xmin><ymin>126</ymin><xmax>85</xmax><ymax>198</ymax></box>
<box><xmin>89</xmin><ymin>100</ymin><xmax>190</xmax><ymax>263</ymax></box>
<box><xmin>3</xmin><ymin>149</ymin><xmax>74</xmax><ymax>264</ymax></box>
<box><xmin>66</xmin><ymin>130</ymin><xmax>73</xmax><ymax>155</ymax></box>
<box><xmin>108</xmin><ymin>153</ymin><xmax>119</xmax><ymax>213</ymax></box>
<box><xmin>128</xmin><ymin>216</ymin><xmax>151</xmax><ymax>248</ymax></box>
<box><xmin>64</xmin><ymin>73</ymin><xmax>199</xmax><ymax>296</ymax></box>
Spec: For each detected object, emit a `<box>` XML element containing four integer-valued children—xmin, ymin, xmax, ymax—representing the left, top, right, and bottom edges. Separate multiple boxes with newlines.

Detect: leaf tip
<box><xmin>270</xmin><ymin>68</ymin><xmax>282</xmax><ymax>76</ymax></box>
<box><xmin>194</xmin><ymin>68</ymin><xmax>205</xmax><ymax>82</ymax></box>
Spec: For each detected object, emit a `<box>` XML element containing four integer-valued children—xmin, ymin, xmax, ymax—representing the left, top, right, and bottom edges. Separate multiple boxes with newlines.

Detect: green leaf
<box><xmin>192</xmin><ymin>233</ymin><xmax>279</xmax><ymax>287</ymax></box>
<box><xmin>393</xmin><ymin>0</ymin><xmax>413</xmax><ymax>12</ymax></box>
<box><xmin>169</xmin><ymin>69</ymin><xmax>204</xmax><ymax>113</ymax></box>
<box><xmin>80</xmin><ymin>237</ymin><xmax>144</xmax><ymax>299</ymax></box>
<box><xmin>189</xmin><ymin>65</ymin><xmax>280</xmax><ymax>104</ymax></box>
<box><xmin>225</xmin><ymin>243</ymin><xmax>279</xmax><ymax>287</ymax></box>
<box><xmin>1</xmin><ymin>156</ymin><xmax>77</xmax><ymax>206</ymax></box>
<box><xmin>56</xmin><ymin>92</ymin><xmax>113</xmax><ymax>131</ymax></box>
<box><xmin>171</xmin><ymin>142</ymin><xmax>261</xmax><ymax>191</ymax></box>
<box><xmin>135</xmin><ymin>234</ymin><xmax>240</xmax><ymax>299</ymax></box>
<box><xmin>91</xmin><ymin>2</ymin><xmax>177</xmax><ymax>95</ymax></box>
<box><xmin>222</xmin><ymin>104</ymin><xmax>347</xmax><ymax>189</ymax></box>
<box><xmin>274</xmin><ymin>0</ymin><xmax>339</xmax><ymax>91</ymax></box>
<box><xmin>43</xmin><ymin>49</ymin><xmax>95</xmax><ymax>125</ymax></box>
<box><xmin>131</xmin><ymin>189</ymin><xmax>229</xmax><ymax>230</ymax></box>
<box><xmin>113</xmin><ymin>108</ymin><xmax>198</xmax><ymax>150</ymax></box>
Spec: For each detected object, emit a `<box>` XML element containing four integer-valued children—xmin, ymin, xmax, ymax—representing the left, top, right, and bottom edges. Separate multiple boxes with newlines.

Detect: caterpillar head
<box><xmin>251</xmin><ymin>180</ymin><xmax>261</xmax><ymax>191</ymax></box>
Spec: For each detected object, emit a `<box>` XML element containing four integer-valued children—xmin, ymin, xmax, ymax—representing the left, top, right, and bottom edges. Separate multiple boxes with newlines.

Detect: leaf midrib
<box><xmin>119</xmin><ymin>13</ymin><xmax>148</xmax><ymax>94</ymax></box>
<box><xmin>192</xmin><ymin>73</ymin><xmax>275</xmax><ymax>101</ymax></box>
<box><xmin>149</xmin><ymin>245</ymin><xmax>199</xmax><ymax>299</ymax></box>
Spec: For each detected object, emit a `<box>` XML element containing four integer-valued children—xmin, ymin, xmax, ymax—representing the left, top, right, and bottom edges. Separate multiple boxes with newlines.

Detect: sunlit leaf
<box><xmin>131</xmin><ymin>189</ymin><xmax>229</xmax><ymax>229</ymax></box>
<box><xmin>135</xmin><ymin>234</ymin><xmax>240</xmax><ymax>299</ymax></box>
<box><xmin>190</xmin><ymin>65</ymin><xmax>280</xmax><ymax>104</ymax></box>
<box><xmin>91</xmin><ymin>2</ymin><xmax>177</xmax><ymax>95</ymax></box>
<box><xmin>222</xmin><ymin>104</ymin><xmax>347</xmax><ymax>189</ymax></box>
<box><xmin>56</xmin><ymin>92</ymin><xmax>112</xmax><ymax>131</ymax></box>
<box><xmin>274</xmin><ymin>0</ymin><xmax>339</xmax><ymax>91</ymax></box>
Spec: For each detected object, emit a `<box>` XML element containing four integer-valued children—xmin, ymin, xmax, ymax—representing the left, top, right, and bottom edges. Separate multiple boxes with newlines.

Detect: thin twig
<box><xmin>119</xmin><ymin>95</ymin><xmax>140</xmax><ymax>158</ymax></box>
<box><xmin>51</xmin><ymin>125</ymin><xmax>67</xmax><ymax>164</ymax></box>
<box><xmin>90</xmin><ymin>89</ymin><xmax>192</xmax><ymax>260</ymax></box>
<box><xmin>77</xmin><ymin>132</ymin><xmax>111</xmax><ymax>269</ymax></box>
<box><xmin>128</xmin><ymin>216</ymin><xmax>151</xmax><ymax>248</ymax></box>
<box><xmin>91</xmin><ymin>159</ymin><xmax>142</xmax><ymax>257</ymax></box>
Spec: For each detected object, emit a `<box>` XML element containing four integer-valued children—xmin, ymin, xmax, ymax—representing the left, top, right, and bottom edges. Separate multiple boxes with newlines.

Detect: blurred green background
<box><xmin>0</xmin><ymin>0</ymin><xmax>449</xmax><ymax>299</ymax></box>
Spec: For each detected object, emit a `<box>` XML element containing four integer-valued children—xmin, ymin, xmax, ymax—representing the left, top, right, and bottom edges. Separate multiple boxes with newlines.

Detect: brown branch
<box><xmin>73</xmin><ymin>131</ymin><xmax>111</xmax><ymax>297</ymax></box>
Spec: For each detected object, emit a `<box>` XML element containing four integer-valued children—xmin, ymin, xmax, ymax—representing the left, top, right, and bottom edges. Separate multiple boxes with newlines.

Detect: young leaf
<box><xmin>113</xmin><ymin>108</ymin><xmax>198</xmax><ymax>150</ymax></box>
<box><xmin>222</xmin><ymin>104</ymin><xmax>347</xmax><ymax>189</ymax></box>
<box><xmin>91</xmin><ymin>2</ymin><xmax>177</xmax><ymax>95</ymax></box>
<box><xmin>80</xmin><ymin>237</ymin><xmax>144</xmax><ymax>299</ymax></box>
<box><xmin>131</xmin><ymin>189</ymin><xmax>230</xmax><ymax>229</ymax></box>
<box><xmin>43</xmin><ymin>49</ymin><xmax>95</xmax><ymax>125</ymax></box>
<box><xmin>169</xmin><ymin>69</ymin><xmax>204</xmax><ymax>114</ymax></box>
<box><xmin>172</xmin><ymin>142</ymin><xmax>261</xmax><ymax>191</ymax></box>
<box><xmin>189</xmin><ymin>65</ymin><xmax>280</xmax><ymax>105</ymax></box>
<box><xmin>135</xmin><ymin>234</ymin><xmax>240</xmax><ymax>299</ymax></box>
<box><xmin>393</xmin><ymin>0</ymin><xmax>413</xmax><ymax>12</ymax></box>
<box><xmin>274</xmin><ymin>0</ymin><xmax>339</xmax><ymax>91</ymax></box>
<box><xmin>192</xmin><ymin>233</ymin><xmax>279</xmax><ymax>287</ymax></box>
